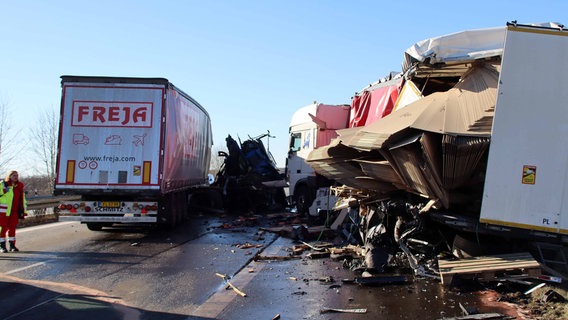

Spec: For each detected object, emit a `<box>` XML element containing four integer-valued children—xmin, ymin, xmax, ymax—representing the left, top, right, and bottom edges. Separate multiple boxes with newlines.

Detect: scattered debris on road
<box><xmin>320</xmin><ymin>307</ymin><xmax>367</xmax><ymax>314</ymax></box>
<box><xmin>215</xmin><ymin>272</ymin><xmax>247</xmax><ymax>297</ymax></box>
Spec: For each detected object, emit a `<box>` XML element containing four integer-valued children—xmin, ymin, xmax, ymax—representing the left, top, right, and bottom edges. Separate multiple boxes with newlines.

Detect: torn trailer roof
<box><xmin>305</xmin><ymin>22</ymin><xmax>568</xmax><ymax>241</ymax></box>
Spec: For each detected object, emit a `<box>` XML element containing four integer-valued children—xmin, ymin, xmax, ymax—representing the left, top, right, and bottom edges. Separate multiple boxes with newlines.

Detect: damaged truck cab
<box><xmin>286</xmin><ymin>102</ymin><xmax>350</xmax><ymax>216</ymax></box>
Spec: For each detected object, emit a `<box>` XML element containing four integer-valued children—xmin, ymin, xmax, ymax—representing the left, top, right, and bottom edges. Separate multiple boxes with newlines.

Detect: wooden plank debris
<box><xmin>299</xmin><ymin>240</ymin><xmax>333</xmax><ymax>251</ymax></box>
<box><xmin>254</xmin><ymin>254</ymin><xmax>302</xmax><ymax>261</ymax></box>
<box><xmin>236</xmin><ymin>242</ymin><xmax>263</xmax><ymax>249</ymax></box>
<box><xmin>215</xmin><ymin>272</ymin><xmax>247</xmax><ymax>297</ymax></box>
<box><xmin>320</xmin><ymin>307</ymin><xmax>367</xmax><ymax>314</ymax></box>
<box><xmin>292</xmin><ymin>244</ymin><xmax>309</xmax><ymax>255</ymax></box>
<box><xmin>329</xmin><ymin>244</ymin><xmax>363</xmax><ymax>259</ymax></box>
<box><xmin>438</xmin><ymin>252</ymin><xmax>541</xmax><ymax>286</ymax></box>
<box><xmin>226</xmin><ymin>281</ymin><xmax>247</xmax><ymax>297</ymax></box>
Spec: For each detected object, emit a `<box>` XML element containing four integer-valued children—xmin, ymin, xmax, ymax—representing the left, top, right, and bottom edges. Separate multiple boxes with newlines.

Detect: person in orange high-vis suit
<box><xmin>0</xmin><ymin>170</ymin><xmax>27</xmax><ymax>252</ymax></box>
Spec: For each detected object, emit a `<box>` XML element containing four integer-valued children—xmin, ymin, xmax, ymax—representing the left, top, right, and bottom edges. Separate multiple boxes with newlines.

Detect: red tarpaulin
<box><xmin>349</xmin><ymin>78</ymin><xmax>403</xmax><ymax>128</ymax></box>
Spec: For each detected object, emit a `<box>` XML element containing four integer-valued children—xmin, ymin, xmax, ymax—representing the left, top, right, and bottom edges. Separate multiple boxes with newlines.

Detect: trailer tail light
<box><xmin>66</xmin><ymin>204</ymin><xmax>73</xmax><ymax>210</ymax></box>
<box><xmin>151</xmin><ymin>205</ymin><xmax>158</xmax><ymax>211</ymax></box>
<box><xmin>84</xmin><ymin>206</ymin><xmax>91</xmax><ymax>212</ymax></box>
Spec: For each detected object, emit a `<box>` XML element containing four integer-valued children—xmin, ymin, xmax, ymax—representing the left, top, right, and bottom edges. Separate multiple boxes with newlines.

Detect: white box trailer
<box><xmin>480</xmin><ymin>24</ymin><xmax>568</xmax><ymax>236</ymax></box>
<box><xmin>54</xmin><ymin>76</ymin><xmax>213</xmax><ymax>230</ymax></box>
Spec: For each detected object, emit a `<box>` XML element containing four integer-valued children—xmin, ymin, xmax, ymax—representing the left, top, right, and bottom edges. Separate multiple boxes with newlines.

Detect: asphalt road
<box><xmin>0</xmin><ymin>214</ymin><xmax>526</xmax><ymax>320</ymax></box>
<box><xmin>0</xmin><ymin>215</ymin><xmax>278</xmax><ymax>319</ymax></box>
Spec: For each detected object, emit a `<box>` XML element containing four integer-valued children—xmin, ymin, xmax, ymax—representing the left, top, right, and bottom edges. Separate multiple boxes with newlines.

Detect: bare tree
<box><xmin>30</xmin><ymin>106</ymin><xmax>59</xmax><ymax>190</ymax></box>
<box><xmin>0</xmin><ymin>99</ymin><xmax>23</xmax><ymax>173</ymax></box>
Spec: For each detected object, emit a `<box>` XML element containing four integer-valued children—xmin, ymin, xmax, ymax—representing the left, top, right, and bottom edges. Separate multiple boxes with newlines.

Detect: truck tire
<box><xmin>165</xmin><ymin>193</ymin><xmax>179</xmax><ymax>229</ymax></box>
<box><xmin>274</xmin><ymin>188</ymin><xmax>287</xmax><ymax>210</ymax></box>
<box><xmin>294</xmin><ymin>185</ymin><xmax>313</xmax><ymax>215</ymax></box>
<box><xmin>162</xmin><ymin>191</ymin><xmax>189</xmax><ymax>229</ymax></box>
<box><xmin>86</xmin><ymin>223</ymin><xmax>104</xmax><ymax>231</ymax></box>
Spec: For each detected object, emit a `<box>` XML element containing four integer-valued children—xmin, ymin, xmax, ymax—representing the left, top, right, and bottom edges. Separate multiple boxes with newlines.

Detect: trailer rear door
<box><xmin>55</xmin><ymin>80</ymin><xmax>164</xmax><ymax>191</ymax></box>
<box><xmin>480</xmin><ymin>25</ymin><xmax>568</xmax><ymax>235</ymax></box>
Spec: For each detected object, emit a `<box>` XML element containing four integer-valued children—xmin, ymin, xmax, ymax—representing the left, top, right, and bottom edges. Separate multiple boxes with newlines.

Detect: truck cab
<box><xmin>285</xmin><ymin>102</ymin><xmax>350</xmax><ymax>214</ymax></box>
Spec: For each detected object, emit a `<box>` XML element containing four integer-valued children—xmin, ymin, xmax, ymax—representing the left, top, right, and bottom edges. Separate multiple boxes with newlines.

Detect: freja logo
<box><xmin>72</xmin><ymin>102</ymin><xmax>153</xmax><ymax>127</ymax></box>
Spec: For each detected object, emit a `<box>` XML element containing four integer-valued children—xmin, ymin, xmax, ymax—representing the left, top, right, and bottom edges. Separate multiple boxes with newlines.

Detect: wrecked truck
<box><xmin>286</xmin><ymin>75</ymin><xmax>410</xmax><ymax>218</ymax></box>
<box><xmin>305</xmin><ymin>22</ymin><xmax>568</xmax><ymax>276</ymax></box>
<box><xmin>214</xmin><ymin>133</ymin><xmax>287</xmax><ymax>213</ymax></box>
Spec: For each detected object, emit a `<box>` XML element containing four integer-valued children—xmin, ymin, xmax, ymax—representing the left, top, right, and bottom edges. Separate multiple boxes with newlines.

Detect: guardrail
<box><xmin>26</xmin><ymin>195</ymin><xmax>81</xmax><ymax>210</ymax></box>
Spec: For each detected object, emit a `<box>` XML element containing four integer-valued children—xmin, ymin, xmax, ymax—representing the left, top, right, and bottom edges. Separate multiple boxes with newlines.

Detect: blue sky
<box><xmin>1</xmin><ymin>1</ymin><xmax>567</xmax><ymax>174</ymax></box>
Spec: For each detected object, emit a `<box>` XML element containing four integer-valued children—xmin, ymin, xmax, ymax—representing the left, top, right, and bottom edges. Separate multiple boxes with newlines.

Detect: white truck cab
<box><xmin>286</xmin><ymin>102</ymin><xmax>350</xmax><ymax>215</ymax></box>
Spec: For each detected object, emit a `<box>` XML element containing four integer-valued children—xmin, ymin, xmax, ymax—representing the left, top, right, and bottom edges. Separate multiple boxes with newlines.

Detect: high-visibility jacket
<box><xmin>0</xmin><ymin>181</ymin><xmax>27</xmax><ymax>217</ymax></box>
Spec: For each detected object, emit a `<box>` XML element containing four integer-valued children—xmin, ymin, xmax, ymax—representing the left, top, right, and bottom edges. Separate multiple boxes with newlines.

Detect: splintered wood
<box><xmin>438</xmin><ymin>252</ymin><xmax>541</xmax><ymax>286</ymax></box>
<box><xmin>215</xmin><ymin>272</ymin><xmax>247</xmax><ymax>297</ymax></box>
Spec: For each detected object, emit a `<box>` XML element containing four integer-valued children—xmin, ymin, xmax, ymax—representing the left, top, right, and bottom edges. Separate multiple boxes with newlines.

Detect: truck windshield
<box><xmin>289</xmin><ymin>132</ymin><xmax>302</xmax><ymax>152</ymax></box>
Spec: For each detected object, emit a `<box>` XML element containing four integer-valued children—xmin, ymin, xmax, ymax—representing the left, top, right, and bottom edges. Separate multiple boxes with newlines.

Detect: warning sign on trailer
<box><xmin>522</xmin><ymin>165</ymin><xmax>536</xmax><ymax>185</ymax></box>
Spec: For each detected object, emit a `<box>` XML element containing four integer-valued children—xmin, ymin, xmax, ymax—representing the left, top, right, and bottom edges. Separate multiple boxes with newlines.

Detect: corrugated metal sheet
<box><xmin>342</xmin><ymin>62</ymin><xmax>498</xmax><ymax>152</ymax></box>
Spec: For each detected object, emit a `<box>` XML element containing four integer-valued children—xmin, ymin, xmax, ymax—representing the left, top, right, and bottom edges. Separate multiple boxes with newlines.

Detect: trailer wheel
<box><xmin>294</xmin><ymin>185</ymin><xmax>313</xmax><ymax>215</ymax></box>
<box><xmin>86</xmin><ymin>223</ymin><xmax>104</xmax><ymax>231</ymax></box>
<box><xmin>166</xmin><ymin>193</ymin><xmax>179</xmax><ymax>229</ymax></box>
<box><xmin>162</xmin><ymin>191</ymin><xmax>189</xmax><ymax>229</ymax></box>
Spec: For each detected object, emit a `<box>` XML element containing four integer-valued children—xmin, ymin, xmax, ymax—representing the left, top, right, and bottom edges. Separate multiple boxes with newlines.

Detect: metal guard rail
<box><xmin>26</xmin><ymin>195</ymin><xmax>82</xmax><ymax>210</ymax></box>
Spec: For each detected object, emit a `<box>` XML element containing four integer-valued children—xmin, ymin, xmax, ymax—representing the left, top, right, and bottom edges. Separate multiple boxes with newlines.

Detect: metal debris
<box><xmin>320</xmin><ymin>307</ymin><xmax>367</xmax><ymax>314</ymax></box>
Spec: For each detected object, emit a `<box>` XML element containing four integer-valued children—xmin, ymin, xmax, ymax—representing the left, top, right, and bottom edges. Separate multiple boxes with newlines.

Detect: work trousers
<box><xmin>0</xmin><ymin>213</ymin><xmax>19</xmax><ymax>240</ymax></box>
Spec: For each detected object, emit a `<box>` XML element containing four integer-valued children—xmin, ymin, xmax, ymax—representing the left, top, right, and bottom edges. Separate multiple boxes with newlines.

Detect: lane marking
<box><xmin>5</xmin><ymin>260</ymin><xmax>54</xmax><ymax>275</ymax></box>
<box><xmin>4</xmin><ymin>222</ymin><xmax>78</xmax><ymax>275</ymax></box>
<box><xmin>4</xmin><ymin>221</ymin><xmax>78</xmax><ymax>274</ymax></box>
<box><xmin>18</xmin><ymin>221</ymin><xmax>78</xmax><ymax>233</ymax></box>
<box><xmin>191</xmin><ymin>240</ymin><xmax>284</xmax><ymax>318</ymax></box>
